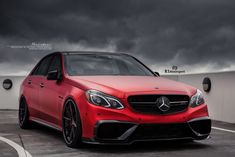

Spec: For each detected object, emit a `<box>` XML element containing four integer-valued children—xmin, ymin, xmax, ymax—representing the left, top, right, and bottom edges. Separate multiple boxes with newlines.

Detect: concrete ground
<box><xmin>0</xmin><ymin>110</ymin><xmax>235</xmax><ymax>157</ymax></box>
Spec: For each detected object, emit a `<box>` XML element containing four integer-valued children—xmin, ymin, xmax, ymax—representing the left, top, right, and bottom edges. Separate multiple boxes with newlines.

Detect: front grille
<box><xmin>131</xmin><ymin>123</ymin><xmax>193</xmax><ymax>140</ymax></box>
<box><xmin>128</xmin><ymin>95</ymin><xmax>190</xmax><ymax>114</ymax></box>
<box><xmin>96</xmin><ymin>123</ymin><xmax>134</xmax><ymax>139</ymax></box>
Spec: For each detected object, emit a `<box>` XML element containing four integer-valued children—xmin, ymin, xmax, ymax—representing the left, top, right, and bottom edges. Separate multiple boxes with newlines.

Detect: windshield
<box><xmin>64</xmin><ymin>54</ymin><xmax>155</xmax><ymax>76</ymax></box>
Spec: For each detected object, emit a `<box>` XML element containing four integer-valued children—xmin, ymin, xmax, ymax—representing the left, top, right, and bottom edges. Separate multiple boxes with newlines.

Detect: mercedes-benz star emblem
<box><xmin>156</xmin><ymin>96</ymin><xmax>170</xmax><ymax>112</ymax></box>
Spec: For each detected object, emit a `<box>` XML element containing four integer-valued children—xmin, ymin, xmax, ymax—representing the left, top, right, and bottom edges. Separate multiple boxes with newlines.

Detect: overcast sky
<box><xmin>1</xmin><ymin>0</ymin><xmax>235</xmax><ymax>75</ymax></box>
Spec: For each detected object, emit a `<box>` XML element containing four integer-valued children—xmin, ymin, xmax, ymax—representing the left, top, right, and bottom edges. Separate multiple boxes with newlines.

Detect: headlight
<box><xmin>85</xmin><ymin>90</ymin><xmax>124</xmax><ymax>110</ymax></box>
<box><xmin>190</xmin><ymin>89</ymin><xmax>205</xmax><ymax>107</ymax></box>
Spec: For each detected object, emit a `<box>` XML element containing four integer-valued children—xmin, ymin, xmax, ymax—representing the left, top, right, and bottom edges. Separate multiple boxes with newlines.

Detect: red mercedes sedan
<box><xmin>19</xmin><ymin>51</ymin><xmax>211</xmax><ymax>147</ymax></box>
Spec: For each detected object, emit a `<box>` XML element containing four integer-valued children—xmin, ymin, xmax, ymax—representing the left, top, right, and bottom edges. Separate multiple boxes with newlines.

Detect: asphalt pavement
<box><xmin>0</xmin><ymin>110</ymin><xmax>235</xmax><ymax>157</ymax></box>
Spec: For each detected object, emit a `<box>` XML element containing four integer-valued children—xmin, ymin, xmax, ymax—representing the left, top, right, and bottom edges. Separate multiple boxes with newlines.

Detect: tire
<box><xmin>62</xmin><ymin>99</ymin><xmax>82</xmax><ymax>148</ymax></box>
<box><xmin>18</xmin><ymin>97</ymin><xmax>31</xmax><ymax>129</ymax></box>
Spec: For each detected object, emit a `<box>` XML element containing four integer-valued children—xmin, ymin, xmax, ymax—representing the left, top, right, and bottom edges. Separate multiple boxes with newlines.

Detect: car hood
<box><xmin>68</xmin><ymin>76</ymin><xmax>196</xmax><ymax>98</ymax></box>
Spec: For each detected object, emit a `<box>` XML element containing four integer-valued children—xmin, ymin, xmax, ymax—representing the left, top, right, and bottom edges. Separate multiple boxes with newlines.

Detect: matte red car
<box><xmin>19</xmin><ymin>51</ymin><xmax>211</xmax><ymax>147</ymax></box>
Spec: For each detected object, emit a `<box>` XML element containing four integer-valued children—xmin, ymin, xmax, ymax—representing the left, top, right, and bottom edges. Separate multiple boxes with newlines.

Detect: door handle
<box><xmin>28</xmin><ymin>80</ymin><xmax>32</xmax><ymax>85</ymax></box>
<box><xmin>39</xmin><ymin>83</ymin><xmax>44</xmax><ymax>88</ymax></box>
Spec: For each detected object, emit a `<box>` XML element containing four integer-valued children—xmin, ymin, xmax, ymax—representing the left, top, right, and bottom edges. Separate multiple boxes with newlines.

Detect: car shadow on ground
<box><xmin>28</xmin><ymin>122</ymin><xmax>211</xmax><ymax>154</ymax></box>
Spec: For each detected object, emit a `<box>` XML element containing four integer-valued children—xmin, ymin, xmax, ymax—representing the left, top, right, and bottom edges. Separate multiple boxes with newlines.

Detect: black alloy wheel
<box><xmin>62</xmin><ymin>99</ymin><xmax>82</xmax><ymax>147</ymax></box>
<box><xmin>19</xmin><ymin>97</ymin><xmax>31</xmax><ymax>129</ymax></box>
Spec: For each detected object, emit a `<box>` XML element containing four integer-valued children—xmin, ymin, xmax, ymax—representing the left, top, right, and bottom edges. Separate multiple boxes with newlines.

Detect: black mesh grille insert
<box><xmin>96</xmin><ymin>123</ymin><xmax>134</xmax><ymax>139</ymax></box>
<box><xmin>189</xmin><ymin>119</ymin><xmax>211</xmax><ymax>135</ymax></box>
<box><xmin>128</xmin><ymin>95</ymin><xmax>190</xmax><ymax>114</ymax></box>
<box><xmin>131</xmin><ymin>123</ymin><xmax>193</xmax><ymax>140</ymax></box>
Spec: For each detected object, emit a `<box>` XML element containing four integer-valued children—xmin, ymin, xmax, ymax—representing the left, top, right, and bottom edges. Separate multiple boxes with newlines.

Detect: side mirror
<box><xmin>47</xmin><ymin>70</ymin><xmax>62</xmax><ymax>81</ymax></box>
<box><xmin>154</xmin><ymin>72</ymin><xmax>160</xmax><ymax>76</ymax></box>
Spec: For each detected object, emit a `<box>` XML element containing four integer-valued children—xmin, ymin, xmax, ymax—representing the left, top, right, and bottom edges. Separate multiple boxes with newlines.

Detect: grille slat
<box><xmin>128</xmin><ymin>95</ymin><xmax>189</xmax><ymax>114</ymax></box>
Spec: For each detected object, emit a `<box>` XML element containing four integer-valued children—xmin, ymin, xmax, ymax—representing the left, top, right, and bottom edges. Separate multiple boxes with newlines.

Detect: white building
<box><xmin>1</xmin><ymin>72</ymin><xmax>235</xmax><ymax>123</ymax></box>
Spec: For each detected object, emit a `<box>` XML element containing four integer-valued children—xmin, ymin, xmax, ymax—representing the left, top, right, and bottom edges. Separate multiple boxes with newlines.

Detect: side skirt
<box><xmin>30</xmin><ymin>117</ymin><xmax>62</xmax><ymax>132</ymax></box>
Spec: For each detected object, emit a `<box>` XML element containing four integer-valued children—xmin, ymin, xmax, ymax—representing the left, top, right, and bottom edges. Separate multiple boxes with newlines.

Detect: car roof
<box><xmin>58</xmin><ymin>51</ymin><xmax>130</xmax><ymax>56</ymax></box>
<box><xmin>40</xmin><ymin>51</ymin><xmax>132</xmax><ymax>62</ymax></box>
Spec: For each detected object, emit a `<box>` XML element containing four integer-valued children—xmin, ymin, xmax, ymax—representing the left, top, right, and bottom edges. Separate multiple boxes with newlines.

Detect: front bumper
<box><xmin>82</xmin><ymin>117</ymin><xmax>211</xmax><ymax>145</ymax></box>
<box><xmin>77</xmin><ymin>94</ymin><xmax>211</xmax><ymax>144</ymax></box>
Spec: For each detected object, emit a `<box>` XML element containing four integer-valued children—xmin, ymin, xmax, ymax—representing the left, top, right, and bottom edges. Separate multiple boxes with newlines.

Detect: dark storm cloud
<box><xmin>131</xmin><ymin>0</ymin><xmax>235</xmax><ymax>66</ymax></box>
<box><xmin>1</xmin><ymin>0</ymin><xmax>235</xmax><ymax>74</ymax></box>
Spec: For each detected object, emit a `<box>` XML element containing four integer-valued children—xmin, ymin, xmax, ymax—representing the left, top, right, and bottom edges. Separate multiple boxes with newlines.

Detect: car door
<box><xmin>24</xmin><ymin>64</ymin><xmax>42</xmax><ymax>119</ymax></box>
<box><xmin>32</xmin><ymin>55</ymin><xmax>54</xmax><ymax>121</ymax></box>
<box><xmin>39</xmin><ymin>54</ymin><xmax>63</xmax><ymax>128</ymax></box>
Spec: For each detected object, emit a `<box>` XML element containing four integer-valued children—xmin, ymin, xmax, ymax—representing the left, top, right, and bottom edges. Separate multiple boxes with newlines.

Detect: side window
<box><xmin>48</xmin><ymin>55</ymin><xmax>62</xmax><ymax>73</ymax></box>
<box><xmin>31</xmin><ymin>64</ymin><xmax>40</xmax><ymax>75</ymax></box>
<box><xmin>36</xmin><ymin>55</ymin><xmax>53</xmax><ymax>76</ymax></box>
